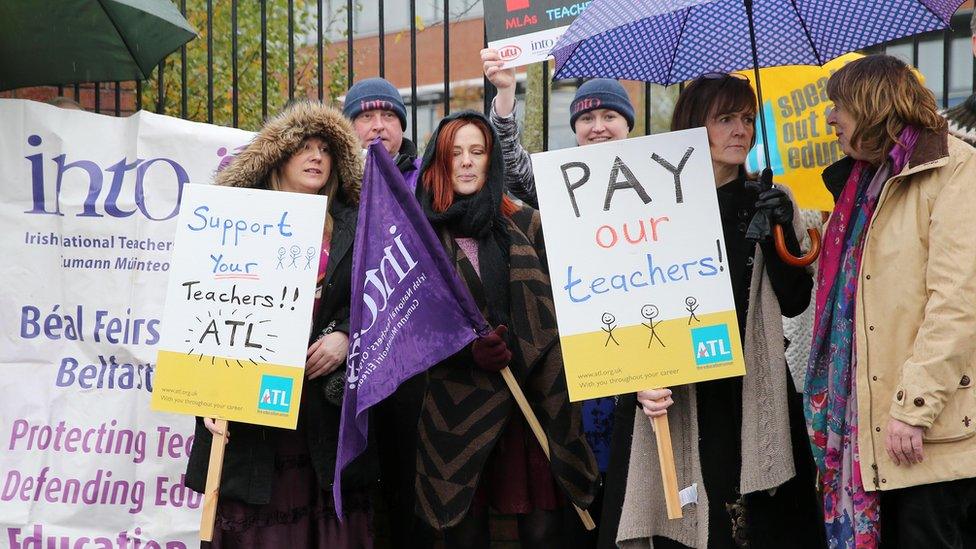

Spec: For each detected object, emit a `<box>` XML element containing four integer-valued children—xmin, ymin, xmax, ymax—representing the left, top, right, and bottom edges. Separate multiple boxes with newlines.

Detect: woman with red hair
<box><xmin>385</xmin><ymin>111</ymin><xmax>598</xmax><ymax>547</ymax></box>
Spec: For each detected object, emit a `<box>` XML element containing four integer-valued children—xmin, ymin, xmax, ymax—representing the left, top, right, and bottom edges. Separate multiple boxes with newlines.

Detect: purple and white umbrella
<box><xmin>552</xmin><ymin>0</ymin><xmax>964</xmax><ymax>85</ymax></box>
<box><xmin>551</xmin><ymin>0</ymin><xmax>965</xmax><ymax>266</ymax></box>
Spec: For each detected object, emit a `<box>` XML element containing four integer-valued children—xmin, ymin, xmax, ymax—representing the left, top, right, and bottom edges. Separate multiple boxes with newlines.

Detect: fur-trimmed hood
<box><xmin>215</xmin><ymin>101</ymin><xmax>363</xmax><ymax>204</ymax></box>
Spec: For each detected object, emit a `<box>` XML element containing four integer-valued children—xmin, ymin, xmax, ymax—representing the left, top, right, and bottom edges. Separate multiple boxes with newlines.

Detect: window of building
<box><xmin>881</xmin><ymin>10</ymin><xmax>974</xmax><ymax>108</ymax></box>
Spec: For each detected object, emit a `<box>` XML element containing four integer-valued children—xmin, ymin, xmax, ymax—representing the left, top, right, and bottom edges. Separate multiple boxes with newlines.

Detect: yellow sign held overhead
<box><xmin>742</xmin><ymin>53</ymin><xmax>863</xmax><ymax>212</ymax></box>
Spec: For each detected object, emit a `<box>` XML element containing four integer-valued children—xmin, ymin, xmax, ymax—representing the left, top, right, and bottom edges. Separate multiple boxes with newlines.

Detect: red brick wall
<box><xmin>1</xmin><ymin>82</ymin><xmax>138</xmax><ymax>115</ymax></box>
<box><xmin>332</xmin><ymin>18</ymin><xmax>495</xmax><ymax>90</ymax></box>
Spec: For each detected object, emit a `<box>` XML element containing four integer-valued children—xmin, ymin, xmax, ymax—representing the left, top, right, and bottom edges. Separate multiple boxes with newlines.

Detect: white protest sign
<box><xmin>484</xmin><ymin>0</ymin><xmax>593</xmax><ymax>68</ymax></box>
<box><xmin>531</xmin><ymin>128</ymin><xmax>745</xmax><ymax>401</ymax></box>
<box><xmin>152</xmin><ymin>184</ymin><xmax>325</xmax><ymax>429</ymax></box>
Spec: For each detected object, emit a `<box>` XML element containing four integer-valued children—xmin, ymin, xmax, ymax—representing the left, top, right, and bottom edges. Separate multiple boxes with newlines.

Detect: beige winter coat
<box><xmin>821</xmin><ymin>129</ymin><xmax>976</xmax><ymax>491</ymax></box>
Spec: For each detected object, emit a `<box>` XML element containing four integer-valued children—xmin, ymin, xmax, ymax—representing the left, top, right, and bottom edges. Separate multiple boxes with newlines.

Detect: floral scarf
<box><xmin>805</xmin><ymin>127</ymin><xmax>919</xmax><ymax>549</ymax></box>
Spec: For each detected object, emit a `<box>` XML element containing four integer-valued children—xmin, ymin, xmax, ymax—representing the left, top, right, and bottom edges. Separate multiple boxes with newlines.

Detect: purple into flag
<box><xmin>333</xmin><ymin>140</ymin><xmax>488</xmax><ymax>515</ymax></box>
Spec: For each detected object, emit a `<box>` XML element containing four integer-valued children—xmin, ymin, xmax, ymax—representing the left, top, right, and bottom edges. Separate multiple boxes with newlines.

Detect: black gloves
<box><xmin>755</xmin><ymin>187</ymin><xmax>794</xmax><ymax>226</ymax></box>
<box><xmin>744</xmin><ymin>181</ymin><xmax>793</xmax><ymax>244</ymax></box>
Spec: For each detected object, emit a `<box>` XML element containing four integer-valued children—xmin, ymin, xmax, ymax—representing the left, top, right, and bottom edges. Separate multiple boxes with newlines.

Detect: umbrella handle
<box><xmin>773</xmin><ymin>224</ymin><xmax>820</xmax><ymax>267</ymax></box>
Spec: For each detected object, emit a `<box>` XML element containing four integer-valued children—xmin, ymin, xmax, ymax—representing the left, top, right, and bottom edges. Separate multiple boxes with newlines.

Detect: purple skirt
<box><xmin>210</xmin><ymin>421</ymin><xmax>372</xmax><ymax>548</ymax></box>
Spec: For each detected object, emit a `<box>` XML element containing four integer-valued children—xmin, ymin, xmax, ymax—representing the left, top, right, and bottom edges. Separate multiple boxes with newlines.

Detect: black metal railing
<box><xmin>45</xmin><ymin>2</ymin><xmax>973</xmax><ymax>146</ymax></box>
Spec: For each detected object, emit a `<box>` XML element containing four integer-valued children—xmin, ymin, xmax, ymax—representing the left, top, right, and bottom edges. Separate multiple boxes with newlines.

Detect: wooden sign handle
<box><xmin>652</xmin><ymin>414</ymin><xmax>683</xmax><ymax>519</ymax></box>
<box><xmin>200</xmin><ymin>419</ymin><xmax>229</xmax><ymax>543</ymax></box>
<box><xmin>500</xmin><ymin>367</ymin><xmax>596</xmax><ymax>531</ymax></box>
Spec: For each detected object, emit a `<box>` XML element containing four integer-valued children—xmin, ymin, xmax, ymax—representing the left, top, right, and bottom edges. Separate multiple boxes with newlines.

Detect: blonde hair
<box><xmin>826</xmin><ymin>55</ymin><xmax>946</xmax><ymax>165</ymax></box>
<box><xmin>269</xmin><ymin>142</ymin><xmax>341</xmax><ymax>239</ymax></box>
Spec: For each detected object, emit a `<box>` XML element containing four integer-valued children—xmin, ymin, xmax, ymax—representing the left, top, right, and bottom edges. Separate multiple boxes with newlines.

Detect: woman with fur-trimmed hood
<box><xmin>184</xmin><ymin>101</ymin><xmax>373</xmax><ymax>548</ymax></box>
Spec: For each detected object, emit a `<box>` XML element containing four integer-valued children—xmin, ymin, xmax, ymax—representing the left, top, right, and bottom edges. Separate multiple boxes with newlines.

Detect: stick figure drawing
<box><xmin>641</xmin><ymin>304</ymin><xmax>665</xmax><ymax>348</ymax></box>
<box><xmin>601</xmin><ymin>312</ymin><xmax>620</xmax><ymax>347</ymax></box>
<box><xmin>275</xmin><ymin>247</ymin><xmax>286</xmax><ymax>269</ymax></box>
<box><xmin>685</xmin><ymin>296</ymin><xmax>701</xmax><ymax>325</ymax></box>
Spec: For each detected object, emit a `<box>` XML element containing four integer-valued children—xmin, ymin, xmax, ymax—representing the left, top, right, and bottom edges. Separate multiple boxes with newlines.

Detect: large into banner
<box><xmin>0</xmin><ymin>99</ymin><xmax>252</xmax><ymax>548</ymax></box>
<box><xmin>485</xmin><ymin>0</ymin><xmax>592</xmax><ymax>68</ymax></box>
<box><xmin>531</xmin><ymin>128</ymin><xmax>745</xmax><ymax>401</ymax></box>
<box><xmin>152</xmin><ymin>185</ymin><xmax>325</xmax><ymax>429</ymax></box>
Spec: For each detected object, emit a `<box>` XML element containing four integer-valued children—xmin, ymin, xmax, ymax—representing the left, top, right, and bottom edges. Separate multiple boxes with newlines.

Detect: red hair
<box><xmin>422</xmin><ymin>118</ymin><xmax>518</xmax><ymax>217</ymax></box>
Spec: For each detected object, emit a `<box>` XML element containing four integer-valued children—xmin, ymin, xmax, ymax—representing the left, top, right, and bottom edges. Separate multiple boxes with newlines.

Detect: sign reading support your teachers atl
<box><xmin>151</xmin><ymin>184</ymin><xmax>326</xmax><ymax>428</ymax></box>
<box><xmin>532</xmin><ymin>128</ymin><xmax>745</xmax><ymax>401</ymax></box>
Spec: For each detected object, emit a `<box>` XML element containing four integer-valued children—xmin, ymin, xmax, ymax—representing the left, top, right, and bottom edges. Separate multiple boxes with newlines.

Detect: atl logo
<box><xmin>506</xmin><ymin>0</ymin><xmax>530</xmax><ymax>11</ymax></box>
<box><xmin>690</xmin><ymin>324</ymin><xmax>734</xmax><ymax>367</ymax></box>
<box><xmin>257</xmin><ymin>374</ymin><xmax>293</xmax><ymax>413</ymax></box>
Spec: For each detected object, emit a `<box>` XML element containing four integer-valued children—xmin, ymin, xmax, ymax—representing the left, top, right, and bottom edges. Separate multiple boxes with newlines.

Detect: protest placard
<box><xmin>531</xmin><ymin>128</ymin><xmax>746</xmax><ymax>402</ymax></box>
<box><xmin>484</xmin><ymin>0</ymin><xmax>592</xmax><ymax>68</ymax></box>
<box><xmin>151</xmin><ymin>184</ymin><xmax>325</xmax><ymax>429</ymax></box>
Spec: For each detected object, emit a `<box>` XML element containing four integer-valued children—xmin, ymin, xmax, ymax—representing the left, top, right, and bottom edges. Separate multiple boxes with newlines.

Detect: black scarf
<box><xmin>417</xmin><ymin>111</ymin><xmax>511</xmax><ymax>328</ymax></box>
<box><xmin>394</xmin><ymin>136</ymin><xmax>419</xmax><ymax>173</ymax></box>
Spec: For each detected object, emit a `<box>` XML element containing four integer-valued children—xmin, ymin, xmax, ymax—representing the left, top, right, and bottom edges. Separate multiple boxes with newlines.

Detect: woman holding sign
<box><xmin>184</xmin><ymin>101</ymin><xmax>374</xmax><ymax>547</ymax></box>
<box><xmin>808</xmin><ymin>55</ymin><xmax>976</xmax><ymax>549</ymax></box>
<box><xmin>615</xmin><ymin>74</ymin><xmax>825</xmax><ymax>549</ymax></box>
<box><xmin>400</xmin><ymin>110</ymin><xmax>599</xmax><ymax>547</ymax></box>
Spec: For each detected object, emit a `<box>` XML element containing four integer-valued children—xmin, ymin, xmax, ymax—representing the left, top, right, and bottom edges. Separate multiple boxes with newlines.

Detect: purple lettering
<box><xmin>104</xmin><ymin>157</ymin><xmax>145</xmax><ymax>217</ymax></box>
<box><xmin>23</xmin><ymin>134</ymin><xmax>189</xmax><ymax>221</ymax></box>
<box><xmin>134</xmin><ymin>158</ymin><xmax>188</xmax><ymax>221</ymax></box>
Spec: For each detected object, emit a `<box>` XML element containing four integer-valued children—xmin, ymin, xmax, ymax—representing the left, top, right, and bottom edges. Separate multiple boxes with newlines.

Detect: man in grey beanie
<box><xmin>342</xmin><ymin>77</ymin><xmax>422</xmax><ymax>187</ymax></box>
<box><xmin>347</xmin><ymin>83</ymin><xmax>433</xmax><ymax>548</ymax></box>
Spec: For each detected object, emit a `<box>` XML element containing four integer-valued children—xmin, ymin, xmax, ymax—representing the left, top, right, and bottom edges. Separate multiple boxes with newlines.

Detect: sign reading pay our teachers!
<box><xmin>152</xmin><ymin>185</ymin><xmax>325</xmax><ymax>429</ymax></box>
<box><xmin>532</xmin><ymin>128</ymin><xmax>745</xmax><ymax>401</ymax></box>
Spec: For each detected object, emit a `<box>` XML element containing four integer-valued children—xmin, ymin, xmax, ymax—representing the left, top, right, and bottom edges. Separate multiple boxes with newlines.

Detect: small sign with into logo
<box><xmin>258</xmin><ymin>375</ymin><xmax>293</xmax><ymax>414</ymax></box>
<box><xmin>691</xmin><ymin>324</ymin><xmax>734</xmax><ymax>367</ymax></box>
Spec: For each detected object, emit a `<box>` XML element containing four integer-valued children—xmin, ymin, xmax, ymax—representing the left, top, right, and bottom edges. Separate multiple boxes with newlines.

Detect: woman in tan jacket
<box><xmin>807</xmin><ymin>54</ymin><xmax>976</xmax><ymax>549</ymax></box>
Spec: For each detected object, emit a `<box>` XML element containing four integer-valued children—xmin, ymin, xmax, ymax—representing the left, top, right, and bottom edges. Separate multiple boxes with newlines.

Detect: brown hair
<box><xmin>671</xmin><ymin>75</ymin><xmax>757</xmax><ymax>145</ymax></box>
<box><xmin>422</xmin><ymin>117</ymin><xmax>517</xmax><ymax>217</ymax></box>
<box><xmin>269</xmin><ymin>136</ymin><xmax>341</xmax><ymax>237</ymax></box>
<box><xmin>826</xmin><ymin>55</ymin><xmax>946</xmax><ymax>165</ymax></box>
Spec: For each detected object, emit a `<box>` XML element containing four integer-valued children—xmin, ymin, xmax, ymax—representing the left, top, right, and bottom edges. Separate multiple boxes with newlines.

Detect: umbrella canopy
<box><xmin>550</xmin><ymin>0</ymin><xmax>965</xmax><ymax>266</ymax></box>
<box><xmin>0</xmin><ymin>0</ymin><xmax>196</xmax><ymax>91</ymax></box>
<box><xmin>551</xmin><ymin>0</ymin><xmax>965</xmax><ymax>84</ymax></box>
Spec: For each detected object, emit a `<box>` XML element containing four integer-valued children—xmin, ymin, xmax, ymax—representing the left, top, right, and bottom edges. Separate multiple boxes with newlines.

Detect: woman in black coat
<box><xmin>184</xmin><ymin>101</ymin><xmax>373</xmax><ymax>548</ymax></box>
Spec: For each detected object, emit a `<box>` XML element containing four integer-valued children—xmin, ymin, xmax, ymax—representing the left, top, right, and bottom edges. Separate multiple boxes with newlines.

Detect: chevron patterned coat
<box><xmin>412</xmin><ymin>199</ymin><xmax>599</xmax><ymax>529</ymax></box>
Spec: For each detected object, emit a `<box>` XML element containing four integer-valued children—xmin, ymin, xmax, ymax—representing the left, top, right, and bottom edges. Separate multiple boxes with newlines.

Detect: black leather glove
<box><xmin>755</xmin><ymin>187</ymin><xmax>794</xmax><ymax>226</ymax></box>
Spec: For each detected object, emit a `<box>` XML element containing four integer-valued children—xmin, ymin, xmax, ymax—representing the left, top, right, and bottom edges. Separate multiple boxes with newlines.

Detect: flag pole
<box><xmin>499</xmin><ymin>367</ymin><xmax>596</xmax><ymax>530</ymax></box>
